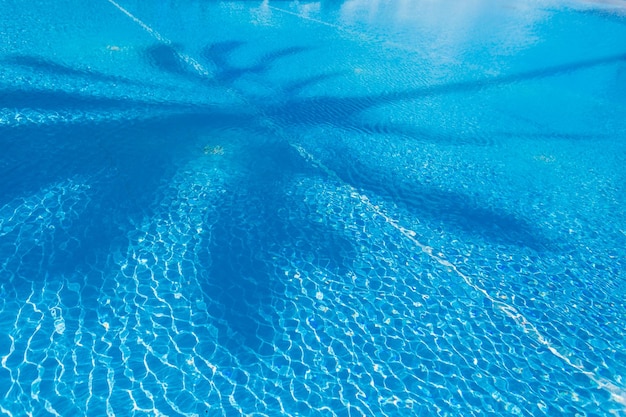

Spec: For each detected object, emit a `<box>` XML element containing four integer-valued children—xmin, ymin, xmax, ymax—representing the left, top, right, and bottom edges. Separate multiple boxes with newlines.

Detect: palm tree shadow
<box><xmin>3</xmin><ymin>54</ymin><xmax>155</xmax><ymax>88</ymax></box>
<box><xmin>203</xmin><ymin>139</ymin><xmax>358</xmax><ymax>358</ymax></box>
<box><xmin>0</xmin><ymin>98</ymin><xmax>257</xmax><ymax>277</ymax></box>
<box><xmin>202</xmin><ymin>41</ymin><xmax>310</xmax><ymax>84</ymax></box>
<box><xmin>147</xmin><ymin>39</ymin><xmax>626</xmax><ymax>255</ymax></box>
<box><xmin>282</xmin><ymin>70</ymin><xmax>352</xmax><ymax>95</ymax></box>
<box><xmin>144</xmin><ymin>43</ymin><xmax>210</xmax><ymax>85</ymax></box>
<box><xmin>266</xmin><ymin>52</ymin><xmax>626</xmax><ymax>130</ymax></box>
<box><xmin>202</xmin><ymin>40</ymin><xmax>246</xmax><ymax>69</ymax></box>
<box><xmin>0</xmin><ymin>86</ymin><xmax>144</xmax><ymax>112</ymax></box>
<box><xmin>322</xmin><ymin>142</ymin><xmax>550</xmax><ymax>250</ymax></box>
<box><xmin>5</xmin><ymin>35</ymin><xmax>621</xmax><ymax>357</ymax></box>
<box><xmin>5</xmin><ymin>41</ymin><xmax>618</xmax><ymax>263</ymax></box>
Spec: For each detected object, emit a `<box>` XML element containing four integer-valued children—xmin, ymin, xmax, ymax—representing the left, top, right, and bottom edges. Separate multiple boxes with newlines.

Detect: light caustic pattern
<box><xmin>92</xmin><ymin>157</ymin><xmax>229</xmax><ymax>416</ymax></box>
<box><xmin>99</xmin><ymin>1</ymin><xmax>626</xmax><ymax>415</ymax></box>
<box><xmin>1</xmin><ymin>157</ymin><xmax>229</xmax><ymax>416</ymax></box>
<box><xmin>0</xmin><ymin>180</ymin><xmax>92</xmax><ymax>416</ymax></box>
<box><xmin>1</xmin><ymin>1</ymin><xmax>625</xmax><ymax>417</ymax></box>
<box><xmin>2</xmin><ymin>169</ymin><xmax>624</xmax><ymax>415</ymax></box>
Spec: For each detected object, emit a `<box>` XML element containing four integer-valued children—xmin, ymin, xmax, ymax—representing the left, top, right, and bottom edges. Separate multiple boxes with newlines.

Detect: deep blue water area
<box><xmin>1</xmin><ymin>0</ymin><xmax>625</xmax><ymax>416</ymax></box>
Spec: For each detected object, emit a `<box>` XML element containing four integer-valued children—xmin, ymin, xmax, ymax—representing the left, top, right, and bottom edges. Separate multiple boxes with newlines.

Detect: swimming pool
<box><xmin>1</xmin><ymin>0</ymin><xmax>625</xmax><ymax>415</ymax></box>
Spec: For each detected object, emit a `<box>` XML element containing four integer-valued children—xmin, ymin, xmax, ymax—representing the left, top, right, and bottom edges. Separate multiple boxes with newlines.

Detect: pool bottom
<box><xmin>1</xmin><ymin>134</ymin><xmax>624</xmax><ymax>416</ymax></box>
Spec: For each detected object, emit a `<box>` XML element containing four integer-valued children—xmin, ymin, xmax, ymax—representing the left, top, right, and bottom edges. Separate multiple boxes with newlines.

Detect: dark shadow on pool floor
<box><xmin>202</xmin><ymin>41</ymin><xmax>309</xmax><ymax>84</ymax></box>
<box><xmin>6</xmin><ymin>39</ymin><xmax>608</xmax><ymax>274</ymax></box>
<box><xmin>199</xmin><ymin>139</ymin><xmax>359</xmax><ymax>357</ymax></box>
<box><xmin>0</xmin><ymin>92</ymin><xmax>257</xmax><ymax>283</ymax></box>
<box><xmin>3</xmin><ymin>39</ymin><xmax>621</xmax><ymax>351</ymax></box>
<box><xmin>324</xmin><ymin>143</ymin><xmax>551</xmax><ymax>251</ymax></box>
<box><xmin>3</xmin><ymin>54</ymin><xmax>154</xmax><ymax>88</ymax></box>
<box><xmin>262</xmin><ymin>52</ymin><xmax>626</xmax><ymax>129</ymax></box>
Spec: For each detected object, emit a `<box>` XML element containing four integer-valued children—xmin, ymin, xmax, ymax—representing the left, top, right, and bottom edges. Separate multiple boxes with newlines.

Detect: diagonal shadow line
<box><xmin>225</xmin><ymin>46</ymin><xmax>311</xmax><ymax>82</ymax></box>
<box><xmin>263</xmin><ymin>45</ymin><xmax>309</xmax><ymax>59</ymax></box>
<box><xmin>0</xmin><ymin>86</ymin><xmax>244</xmax><ymax>115</ymax></box>
<box><xmin>3</xmin><ymin>54</ymin><xmax>155</xmax><ymax>88</ymax></box>
<box><xmin>269</xmin><ymin>53</ymin><xmax>626</xmax><ymax>126</ymax></box>
<box><xmin>144</xmin><ymin>43</ymin><xmax>210</xmax><ymax>84</ymax></box>
<box><xmin>363</xmin><ymin>122</ymin><xmax>612</xmax><ymax>145</ymax></box>
<box><xmin>201</xmin><ymin>40</ymin><xmax>246</xmax><ymax>69</ymax></box>
<box><xmin>0</xmin><ymin>88</ymin><xmax>143</xmax><ymax>111</ymax></box>
<box><xmin>253</xmin><ymin>46</ymin><xmax>310</xmax><ymax>70</ymax></box>
<box><xmin>385</xmin><ymin>52</ymin><xmax>626</xmax><ymax>100</ymax></box>
<box><xmin>282</xmin><ymin>70</ymin><xmax>352</xmax><ymax>95</ymax></box>
<box><xmin>202</xmin><ymin>43</ymin><xmax>311</xmax><ymax>83</ymax></box>
<box><xmin>324</xmin><ymin>142</ymin><xmax>550</xmax><ymax>250</ymax></box>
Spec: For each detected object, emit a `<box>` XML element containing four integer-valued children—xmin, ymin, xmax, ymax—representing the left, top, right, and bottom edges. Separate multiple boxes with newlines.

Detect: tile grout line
<box><xmin>104</xmin><ymin>0</ymin><xmax>626</xmax><ymax>410</ymax></box>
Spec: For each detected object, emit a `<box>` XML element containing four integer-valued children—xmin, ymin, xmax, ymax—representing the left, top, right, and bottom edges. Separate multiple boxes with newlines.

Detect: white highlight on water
<box><xmin>105</xmin><ymin>0</ymin><xmax>626</xmax><ymax>410</ymax></box>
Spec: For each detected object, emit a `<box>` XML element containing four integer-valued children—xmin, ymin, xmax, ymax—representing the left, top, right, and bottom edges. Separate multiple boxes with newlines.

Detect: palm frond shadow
<box><xmin>0</xmin><ymin>46</ymin><xmax>351</xmax><ymax>354</ymax></box>
<box><xmin>0</xmin><ymin>86</ymin><xmax>198</xmax><ymax>112</ymax></box>
<box><xmin>192</xmin><ymin>40</ymin><xmax>626</xmax><ymax>252</ymax></box>
<box><xmin>4</xmin><ymin>37</ymin><xmax>620</xmax><ymax>352</ymax></box>
<box><xmin>204</xmin><ymin>141</ymin><xmax>356</xmax><ymax>356</ymax></box>
<box><xmin>0</xmin><ymin>109</ymin><xmax>260</xmax><ymax>280</ymax></box>
<box><xmin>267</xmin><ymin>52</ymin><xmax>626</xmax><ymax>131</ymax></box>
<box><xmin>145</xmin><ymin>43</ymin><xmax>209</xmax><ymax>84</ymax></box>
<box><xmin>3</xmin><ymin>54</ymin><xmax>156</xmax><ymax>88</ymax></box>
<box><xmin>202</xmin><ymin>41</ymin><xmax>309</xmax><ymax>83</ymax></box>
<box><xmin>325</xmin><ymin>143</ymin><xmax>549</xmax><ymax>250</ymax></box>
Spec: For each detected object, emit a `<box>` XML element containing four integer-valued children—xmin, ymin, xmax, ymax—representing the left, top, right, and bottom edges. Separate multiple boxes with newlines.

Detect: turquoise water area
<box><xmin>0</xmin><ymin>0</ymin><xmax>625</xmax><ymax>415</ymax></box>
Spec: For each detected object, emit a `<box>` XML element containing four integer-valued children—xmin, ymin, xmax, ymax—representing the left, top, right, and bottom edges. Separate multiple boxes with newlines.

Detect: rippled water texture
<box><xmin>1</xmin><ymin>0</ymin><xmax>625</xmax><ymax>415</ymax></box>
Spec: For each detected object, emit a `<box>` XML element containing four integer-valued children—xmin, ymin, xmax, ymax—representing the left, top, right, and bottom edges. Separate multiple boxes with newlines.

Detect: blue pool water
<box><xmin>1</xmin><ymin>0</ymin><xmax>626</xmax><ymax>415</ymax></box>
